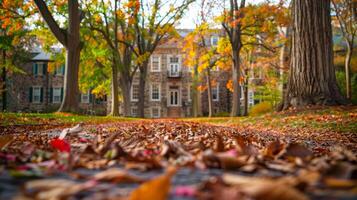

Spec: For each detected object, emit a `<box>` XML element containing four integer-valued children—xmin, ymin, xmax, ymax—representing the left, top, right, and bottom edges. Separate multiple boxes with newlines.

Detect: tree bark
<box><xmin>283</xmin><ymin>0</ymin><xmax>345</xmax><ymax>109</ymax></box>
<box><xmin>345</xmin><ymin>41</ymin><xmax>352</xmax><ymax>100</ymax></box>
<box><xmin>138</xmin><ymin>62</ymin><xmax>148</xmax><ymax>118</ymax></box>
<box><xmin>1</xmin><ymin>50</ymin><xmax>6</xmax><ymax>111</ymax></box>
<box><xmin>119</xmin><ymin>75</ymin><xmax>132</xmax><ymax>117</ymax></box>
<box><xmin>206</xmin><ymin>68</ymin><xmax>213</xmax><ymax>117</ymax></box>
<box><xmin>109</xmin><ymin>62</ymin><xmax>120</xmax><ymax>116</ymax></box>
<box><xmin>34</xmin><ymin>0</ymin><xmax>81</xmax><ymax>113</ymax></box>
<box><xmin>192</xmin><ymin>64</ymin><xmax>199</xmax><ymax>117</ymax></box>
<box><xmin>243</xmin><ymin>82</ymin><xmax>248</xmax><ymax>116</ymax></box>
<box><xmin>231</xmin><ymin>49</ymin><xmax>241</xmax><ymax>116</ymax></box>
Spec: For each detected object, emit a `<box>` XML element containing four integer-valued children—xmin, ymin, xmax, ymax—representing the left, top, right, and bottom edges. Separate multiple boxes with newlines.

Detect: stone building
<box><xmin>4</xmin><ymin>30</ymin><xmax>258</xmax><ymax>117</ymax></box>
<box><xmin>126</xmin><ymin>30</ymin><xmax>257</xmax><ymax>118</ymax></box>
<box><xmin>4</xmin><ymin>48</ymin><xmax>107</xmax><ymax>114</ymax></box>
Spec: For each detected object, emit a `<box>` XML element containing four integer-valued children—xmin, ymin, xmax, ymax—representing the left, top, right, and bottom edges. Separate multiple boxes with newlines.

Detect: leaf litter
<box><xmin>0</xmin><ymin>119</ymin><xmax>356</xmax><ymax>200</ymax></box>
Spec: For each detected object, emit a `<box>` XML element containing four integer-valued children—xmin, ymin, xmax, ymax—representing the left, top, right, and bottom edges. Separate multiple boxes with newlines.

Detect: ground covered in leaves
<box><xmin>0</xmin><ymin>107</ymin><xmax>357</xmax><ymax>200</ymax></box>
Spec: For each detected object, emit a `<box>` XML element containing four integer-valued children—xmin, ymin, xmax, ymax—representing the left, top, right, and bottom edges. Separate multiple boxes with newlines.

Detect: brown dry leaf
<box><xmin>214</xmin><ymin>135</ymin><xmax>225</xmax><ymax>152</ymax></box>
<box><xmin>324</xmin><ymin>178</ymin><xmax>357</xmax><ymax>189</ymax></box>
<box><xmin>0</xmin><ymin>135</ymin><xmax>13</xmax><ymax>149</ymax></box>
<box><xmin>24</xmin><ymin>179</ymin><xmax>93</xmax><ymax>200</ymax></box>
<box><xmin>128</xmin><ymin>167</ymin><xmax>177</xmax><ymax>200</ymax></box>
<box><xmin>222</xmin><ymin>174</ymin><xmax>309</xmax><ymax>200</ymax></box>
<box><xmin>92</xmin><ymin>168</ymin><xmax>145</xmax><ymax>183</ymax></box>
<box><xmin>264</xmin><ymin>140</ymin><xmax>286</xmax><ymax>159</ymax></box>
<box><xmin>283</xmin><ymin>143</ymin><xmax>312</xmax><ymax>159</ymax></box>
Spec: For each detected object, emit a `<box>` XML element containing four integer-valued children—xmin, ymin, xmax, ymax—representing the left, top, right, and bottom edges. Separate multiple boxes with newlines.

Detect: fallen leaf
<box><xmin>0</xmin><ymin>135</ymin><xmax>13</xmax><ymax>149</ymax></box>
<box><xmin>92</xmin><ymin>168</ymin><xmax>145</xmax><ymax>183</ymax></box>
<box><xmin>128</xmin><ymin>167</ymin><xmax>177</xmax><ymax>200</ymax></box>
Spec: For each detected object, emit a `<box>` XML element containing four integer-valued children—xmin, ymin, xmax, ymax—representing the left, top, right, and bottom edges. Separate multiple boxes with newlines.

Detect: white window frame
<box><xmin>212</xmin><ymin>83</ymin><xmax>219</xmax><ymax>102</ymax></box>
<box><xmin>151</xmin><ymin>107</ymin><xmax>161</xmax><ymax>118</ymax></box>
<box><xmin>131</xmin><ymin>84</ymin><xmax>139</xmax><ymax>102</ymax></box>
<box><xmin>32</xmin><ymin>86</ymin><xmax>41</xmax><ymax>103</ymax></box>
<box><xmin>167</xmin><ymin>55</ymin><xmax>181</xmax><ymax>77</ymax></box>
<box><xmin>150</xmin><ymin>83</ymin><xmax>161</xmax><ymax>101</ymax></box>
<box><xmin>248</xmin><ymin>91</ymin><xmax>254</xmax><ymax>107</ymax></box>
<box><xmin>150</xmin><ymin>55</ymin><xmax>161</xmax><ymax>72</ymax></box>
<box><xmin>211</xmin><ymin>36</ymin><xmax>219</xmax><ymax>46</ymax></box>
<box><xmin>53</xmin><ymin>87</ymin><xmax>62</xmax><ymax>103</ymax></box>
<box><xmin>168</xmin><ymin>89</ymin><xmax>180</xmax><ymax>107</ymax></box>
<box><xmin>131</xmin><ymin>107</ymin><xmax>138</xmax><ymax>117</ymax></box>
<box><xmin>34</xmin><ymin>62</ymin><xmax>44</xmax><ymax>76</ymax></box>
<box><xmin>81</xmin><ymin>90</ymin><xmax>90</xmax><ymax>103</ymax></box>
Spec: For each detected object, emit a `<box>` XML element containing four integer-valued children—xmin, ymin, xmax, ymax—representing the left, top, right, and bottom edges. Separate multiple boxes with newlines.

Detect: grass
<box><xmin>0</xmin><ymin>112</ymin><xmax>140</xmax><ymax>126</ymax></box>
<box><xmin>182</xmin><ymin>106</ymin><xmax>357</xmax><ymax>133</ymax></box>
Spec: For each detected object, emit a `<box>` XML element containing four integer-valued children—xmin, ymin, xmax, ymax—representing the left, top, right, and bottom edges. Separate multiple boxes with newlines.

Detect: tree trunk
<box><xmin>243</xmin><ymin>82</ymin><xmax>248</xmax><ymax>116</ymax></box>
<box><xmin>192</xmin><ymin>65</ymin><xmax>199</xmax><ymax>117</ymax></box>
<box><xmin>206</xmin><ymin>68</ymin><xmax>213</xmax><ymax>117</ymax></box>
<box><xmin>231</xmin><ymin>49</ymin><xmax>241</xmax><ymax>116</ymax></box>
<box><xmin>120</xmin><ymin>77</ymin><xmax>132</xmax><ymax>117</ymax></box>
<box><xmin>109</xmin><ymin>62</ymin><xmax>120</xmax><ymax>116</ymax></box>
<box><xmin>1</xmin><ymin>50</ymin><xmax>6</xmax><ymax>111</ymax></box>
<box><xmin>345</xmin><ymin>41</ymin><xmax>352</xmax><ymax>100</ymax></box>
<box><xmin>138</xmin><ymin>62</ymin><xmax>148</xmax><ymax>118</ymax></box>
<box><xmin>283</xmin><ymin>0</ymin><xmax>345</xmax><ymax>109</ymax></box>
<box><xmin>34</xmin><ymin>0</ymin><xmax>81</xmax><ymax>113</ymax></box>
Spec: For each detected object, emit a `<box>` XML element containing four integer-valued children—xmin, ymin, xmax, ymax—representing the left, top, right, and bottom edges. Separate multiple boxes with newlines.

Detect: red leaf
<box><xmin>50</xmin><ymin>138</ymin><xmax>71</xmax><ymax>153</ymax></box>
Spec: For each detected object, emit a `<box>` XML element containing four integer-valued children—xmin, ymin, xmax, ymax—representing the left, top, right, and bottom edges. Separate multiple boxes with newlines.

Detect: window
<box><xmin>33</xmin><ymin>62</ymin><xmax>45</xmax><ymax>76</ymax></box>
<box><xmin>211</xmin><ymin>36</ymin><xmax>219</xmax><ymax>46</ymax></box>
<box><xmin>248</xmin><ymin>91</ymin><xmax>254</xmax><ymax>107</ymax></box>
<box><xmin>32</xmin><ymin>87</ymin><xmax>41</xmax><ymax>103</ymax></box>
<box><xmin>151</xmin><ymin>107</ymin><xmax>160</xmax><ymax>118</ymax></box>
<box><xmin>169</xmin><ymin>89</ymin><xmax>179</xmax><ymax>106</ymax></box>
<box><xmin>53</xmin><ymin>87</ymin><xmax>62</xmax><ymax>103</ymax></box>
<box><xmin>151</xmin><ymin>55</ymin><xmax>161</xmax><ymax>72</ymax></box>
<box><xmin>168</xmin><ymin>55</ymin><xmax>180</xmax><ymax>77</ymax></box>
<box><xmin>55</xmin><ymin>65</ymin><xmax>65</xmax><ymax>76</ymax></box>
<box><xmin>212</xmin><ymin>84</ymin><xmax>219</xmax><ymax>101</ymax></box>
<box><xmin>131</xmin><ymin>84</ymin><xmax>139</xmax><ymax>102</ymax></box>
<box><xmin>150</xmin><ymin>83</ymin><xmax>161</xmax><ymax>101</ymax></box>
<box><xmin>81</xmin><ymin>90</ymin><xmax>90</xmax><ymax>103</ymax></box>
<box><xmin>131</xmin><ymin>107</ymin><xmax>138</xmax><ymax>117</ymax></box>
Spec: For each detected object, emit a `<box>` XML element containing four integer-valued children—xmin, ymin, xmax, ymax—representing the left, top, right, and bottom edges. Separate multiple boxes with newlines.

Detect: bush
<box><xmin>336</xmin><ymin>70</ymin><xmax>357</xmax><ymax>104</ymax></box>
<box><xmin>249</xmin><ymin>102</ymin><xmax>273</xmax><ymax>116</ymax></box>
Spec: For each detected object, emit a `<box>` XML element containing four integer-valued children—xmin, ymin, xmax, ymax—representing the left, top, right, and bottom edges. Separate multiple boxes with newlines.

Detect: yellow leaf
<box><xmin>128</xmin><ymin>167</ymin><xmax>177</xmax><ymax>200</ymax></box>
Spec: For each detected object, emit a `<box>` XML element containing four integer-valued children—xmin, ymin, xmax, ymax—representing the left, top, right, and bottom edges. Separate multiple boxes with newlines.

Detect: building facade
<box><xmin>4</xmin><ymin>32</ymin><xmax>257</xmax><ymax>117</ymax></box>
<box><xmin>4</xmin><ymin>48</ymin><xmax>107</xmax><ymax>114</ymax></box>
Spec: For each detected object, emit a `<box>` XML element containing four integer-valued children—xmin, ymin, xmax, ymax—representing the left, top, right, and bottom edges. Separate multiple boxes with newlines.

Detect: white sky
<box><xmin>178</xmin><ymin>0</ymin><xmax>283</xmax><ymax>29</ymax></box>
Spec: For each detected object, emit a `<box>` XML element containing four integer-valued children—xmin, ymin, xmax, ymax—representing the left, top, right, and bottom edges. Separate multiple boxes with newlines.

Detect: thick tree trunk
<box><xmin>34</xmin><ymin>0</ymin><xmax>81</xmax><ymax>113</ymax></box>
<box><xmin>231</xmin><ymin>50</ymin><xmax>241</xmax><ymax>116</ymax></box>
<box><xmin>1</xmin><ymin>50</ymin><xmax>6</xmax><ymax>111</ymax></box>
<box><xmin>109</xmin><ymin>63</ymin><xmax>120</xmax><ymax>116</ymax></box>
<box><xmin>283</xmin><ymin>0</ymin><xmax>345</xmax><ymax>109</ymax></box>
<box><xmin>345</xmin><ymin>41</ymin><xmax>352</xmax><ymax>100</ymax></box>
<box><xmin>138</xmin><ymin>62</ymin><xmax>148</xmax><ymax>118</ymax></box>
<box><xmin>206</xmin><ymin>69</ymin><xmax>213</xmax><ymax>117</ymax></box>
<box><xmin>120</xmin><ymin>77</ymin><xmax>131</xmax><ymax>117</ymax></box>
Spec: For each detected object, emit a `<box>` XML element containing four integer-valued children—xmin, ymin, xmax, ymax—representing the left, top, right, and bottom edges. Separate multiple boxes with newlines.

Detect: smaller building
<box><xmin>5</xmin><ymin>48</ymin><xmax>107</xmax><ymax>114</ymax></box>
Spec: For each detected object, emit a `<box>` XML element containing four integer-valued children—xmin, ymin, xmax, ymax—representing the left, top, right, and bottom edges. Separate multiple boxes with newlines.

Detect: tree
<box><xmin>332</xmin><ymin>0</ymin><xmax>357</xmax><ymax>100</ymax></box>
<box><xmin>283</xmin><ymin>0</ymin><xmax>345</xmax><ymax>109</ymax></box>
<box><xmin>84</xmin><ymin>0</ymin><xmax>137</xmax><ymax>116</ymax></box>
<box><xmin>0</xmin><ymin>0</ymin><xmax>33</xmax><ymax>111</ymax></box>
<box><xmin>132</xmin><ymin>0</ymin><xmax>194</xmax><ymax>117</ymax></box>
<box><xmin>33</xmin><ymin>0</ymin><xmax>84</xmax><ymax>113</ymax></box>
<box><xmin>220</xmin><ymin>1</ymin><xmax>289</xmax><ymax>116</ymax></box>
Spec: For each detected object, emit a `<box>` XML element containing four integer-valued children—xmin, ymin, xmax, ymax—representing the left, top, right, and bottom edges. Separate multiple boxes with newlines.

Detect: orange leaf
<box><xmin>128</xmin><ymin>167</ymin><xmax>177</xmax><ymax>200</ymax></box>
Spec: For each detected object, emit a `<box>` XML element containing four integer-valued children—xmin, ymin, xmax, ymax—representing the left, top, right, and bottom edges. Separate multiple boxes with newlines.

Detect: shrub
<box><xmin>250</xmin><ymin>102</ymin><xmax>273</xmax><ymax>116</ymax></box>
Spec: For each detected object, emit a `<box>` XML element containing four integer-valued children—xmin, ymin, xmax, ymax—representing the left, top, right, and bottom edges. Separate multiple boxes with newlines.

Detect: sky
<box><xmin>178</xmin><ymin>0</ymin><xmax>282</xmax><ymax>29</ymax></box>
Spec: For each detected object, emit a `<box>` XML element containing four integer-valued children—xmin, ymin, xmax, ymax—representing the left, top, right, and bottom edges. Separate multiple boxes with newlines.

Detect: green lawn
<box><xmin>0</xmin><ymin>112</ymin><xmax>139</xmax><ymax>126</ymax></box>
<box><xmin>182</xmin><ymin>106</ymin><xmax>357</xmax><ymax>133</ymax></box>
